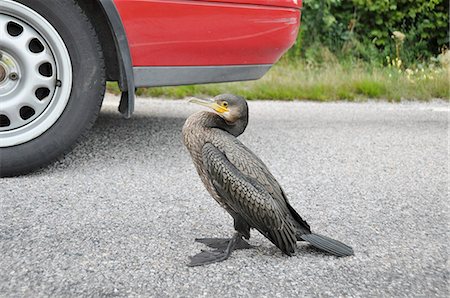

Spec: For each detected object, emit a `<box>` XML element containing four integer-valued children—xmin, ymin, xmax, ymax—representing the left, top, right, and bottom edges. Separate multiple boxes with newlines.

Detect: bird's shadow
<box><xmin>251</xmin><ymin>242</ymin><xmax>332</xmax><ymax>259</ymax></box>
<box><xmin>32</xmin><ymin>110</ymin><xmax>189</xmax><ymax>175</ymax></box>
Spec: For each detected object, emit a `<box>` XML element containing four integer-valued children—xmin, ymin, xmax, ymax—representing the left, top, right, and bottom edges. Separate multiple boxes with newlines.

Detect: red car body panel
<box><xmin>195</xmin><ymin>0</ymin><xmax>302</xmax><ymax>9</ymax></box>
<box><xmin>113</xmin><ymin>0</ymin><xmax>302</xmax><ymax>67</ymax></box>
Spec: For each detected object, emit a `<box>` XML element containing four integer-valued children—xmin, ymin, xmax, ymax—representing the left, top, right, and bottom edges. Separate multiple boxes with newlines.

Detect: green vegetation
<box><xmin>108</xmin><ymin>59</ymin><xmax>448</xmax><ymax>101</ymax></box>
<box><xmin>107</xmin><ymin>0</ymin><xmax>449</xmax><ymax>101</ymax></box>
<box><xmin>294</xmin><ymin>0</ymin><xmax>448</xmax><ymax>66</ymax></box>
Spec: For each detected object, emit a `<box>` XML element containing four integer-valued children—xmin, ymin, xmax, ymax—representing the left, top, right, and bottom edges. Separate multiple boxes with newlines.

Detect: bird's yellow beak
<box><xmin>188</xmin><ymin>97</ymin><xmax>229</xmax><ymax>114</ymax></box>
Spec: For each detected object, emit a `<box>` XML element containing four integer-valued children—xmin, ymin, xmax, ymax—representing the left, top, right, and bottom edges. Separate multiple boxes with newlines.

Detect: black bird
<box><xmin>182</xmin><ymin>94</ymin><xmax>353</xmax><ymax>266</ymax></box>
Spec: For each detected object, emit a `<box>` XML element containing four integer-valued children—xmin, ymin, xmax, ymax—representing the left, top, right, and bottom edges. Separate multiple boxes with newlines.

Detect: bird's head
<box><xmin>188</xmin><ymin>94</ymin><xmax>248</xmax><ymax>125</ymax></box>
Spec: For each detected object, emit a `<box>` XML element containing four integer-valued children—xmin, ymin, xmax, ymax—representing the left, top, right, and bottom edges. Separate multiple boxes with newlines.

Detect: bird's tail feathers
<box><xmin>267</xmin><ymin>228</ymin><xmax>296</xmax><ymax>256</ymax></box>
<box><xmin>300</xmin><ymin>233</ymin><xmax>354</xmax><ymax>257</ymax></box>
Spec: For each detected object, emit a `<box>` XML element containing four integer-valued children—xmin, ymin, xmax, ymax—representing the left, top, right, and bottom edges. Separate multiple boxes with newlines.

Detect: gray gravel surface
<box><xmin>1</xmin><ymin>94</ymin><xmax>449</xmax><ymax>297</ymax></box>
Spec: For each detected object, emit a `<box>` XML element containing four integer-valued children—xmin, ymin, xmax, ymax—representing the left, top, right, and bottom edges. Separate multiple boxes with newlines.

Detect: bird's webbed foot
<box><xmin>188</xmin><ymin>233</ymin><xmax>251</xmax><ymax>267</ymax></box>
<box><xmin>194</xmin><ymin>237</ymin><xmax>253</xmax><ymax>251</ymax></box>
<box><xmin>188</xmin><ymin>249</ymin><xmax>230</xmax><ymax>267</ymax></box>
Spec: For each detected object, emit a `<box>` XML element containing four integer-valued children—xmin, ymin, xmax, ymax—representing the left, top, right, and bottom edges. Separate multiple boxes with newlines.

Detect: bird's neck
<box><xmin>206</xmin><ymin>112</ymin><xmax>247</xmax><ymax>137</ymax></box>
<box><xmin>183</xmin><ymin>111</ymin><xmax>248</xmax><ymax>151</ymax></box>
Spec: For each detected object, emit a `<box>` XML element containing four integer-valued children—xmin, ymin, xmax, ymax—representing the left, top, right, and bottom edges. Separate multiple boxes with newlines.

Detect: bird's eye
<box><xmin>222</xmin><ymin>101</ymin><xmax>228</xmax><ymax>108</ymax></box>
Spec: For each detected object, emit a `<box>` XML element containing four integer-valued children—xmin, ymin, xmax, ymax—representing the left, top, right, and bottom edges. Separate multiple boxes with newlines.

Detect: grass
<box><xmin>107</xmin><ymin>59</ymin><xmax>449</xmax><ymax>102</ymax></box>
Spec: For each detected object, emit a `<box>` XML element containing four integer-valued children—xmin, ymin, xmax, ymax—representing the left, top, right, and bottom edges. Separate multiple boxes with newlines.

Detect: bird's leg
<box><xmin>194</xmin><ymin>216</ymin><xmax>252</xmax><ymax>251</ymax></box>
<box><xmin>188</xmin><ymin>233</ymin><xmax>248</xmax><ymax>267</ymax></box>
<box><xmin>195</xmin><ymin>236</ymin><xmax>253</xmax><ymax>251</ymax></box>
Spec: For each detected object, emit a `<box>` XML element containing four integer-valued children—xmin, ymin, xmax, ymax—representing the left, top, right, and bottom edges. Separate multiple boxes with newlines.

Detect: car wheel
<box><xmin>0</xmin><ymin>0</ymin><xmax>105</xmax><ymax>177</ymax></box>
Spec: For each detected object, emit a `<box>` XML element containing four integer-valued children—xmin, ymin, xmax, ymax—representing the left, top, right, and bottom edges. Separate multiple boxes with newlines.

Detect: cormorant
<box><xmin>182</xmin><ymin>94</ymin><xmax>353</xmax><ymax>266</ymax></box>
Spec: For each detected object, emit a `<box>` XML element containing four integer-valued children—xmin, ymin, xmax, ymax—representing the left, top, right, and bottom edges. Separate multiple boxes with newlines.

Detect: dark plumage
<box><xmin>183</xmin><ymin>94</ymin><xmax>353</xmax><ymax>266</ymax></box>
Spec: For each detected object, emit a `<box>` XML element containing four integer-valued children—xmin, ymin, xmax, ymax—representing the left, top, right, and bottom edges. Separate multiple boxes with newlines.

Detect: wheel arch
<box><xmin>75</xmin><ymin>0</ymin><xmax>135</xmax><ymax>117</ymax></box>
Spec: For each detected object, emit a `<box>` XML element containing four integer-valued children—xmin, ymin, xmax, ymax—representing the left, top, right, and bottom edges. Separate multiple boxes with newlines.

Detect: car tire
<box><xmin>0</xmin><ymin>0</ymin><xmax>105</xmax><ymax>177</ymax></box>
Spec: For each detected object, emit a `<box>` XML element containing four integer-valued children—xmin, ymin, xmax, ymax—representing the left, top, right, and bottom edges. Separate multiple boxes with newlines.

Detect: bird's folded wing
<box><xmin>211</xmin><ymin>130</ymin><xmax>287</xmax><ymax>203</ymax></box>
<box><xmin>212</xmin><ymin>130</ymin><xmax>311</xmax><ymax>233</ymax></box>
<box><xmin>202</xmin><ymin>142</ymin><xmax>297</xmax><ymax>254</ymax></box>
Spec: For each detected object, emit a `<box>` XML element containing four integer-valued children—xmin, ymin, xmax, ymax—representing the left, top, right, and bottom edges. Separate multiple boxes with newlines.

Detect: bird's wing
<box><xmin>213</xmin><ymin>130</ymin><xmax>284</xmax><ymax>201</ymax></box>
<box><xmin>202</xmin><ymin>142</ymin><xmax>298</xmax><ymax>254</ymax></box>
<box><xmin>212</xmin><ymin>130</ymin><xmax>310</xmax><ymax>232</ymax></box>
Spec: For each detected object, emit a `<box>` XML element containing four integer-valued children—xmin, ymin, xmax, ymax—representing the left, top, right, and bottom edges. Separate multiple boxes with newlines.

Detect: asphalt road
<box><xmin>1</xmin><ymin>94</ymin><xmax>448</xmax><ymax>297</ymax></box>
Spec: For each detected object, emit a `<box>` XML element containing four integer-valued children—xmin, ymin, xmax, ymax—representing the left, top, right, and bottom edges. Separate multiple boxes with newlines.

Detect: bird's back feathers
<box><xmin>202</xmin><ymin>142</ymin><xmax>302</xmax><ymax>254</ymax></box>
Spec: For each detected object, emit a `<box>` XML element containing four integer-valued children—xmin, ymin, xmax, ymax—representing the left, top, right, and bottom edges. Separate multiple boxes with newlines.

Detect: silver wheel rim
<box><xmin>0</xmin><ymin>0</ymin><xmax>72</xmax><ymax>147</ymax></box>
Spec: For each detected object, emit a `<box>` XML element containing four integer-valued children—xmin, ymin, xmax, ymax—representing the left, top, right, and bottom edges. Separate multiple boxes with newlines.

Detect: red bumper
<box><xmin>114</xmin><ymin>0</ymin><xmax>302</xmax><ymax>67</ymax></box>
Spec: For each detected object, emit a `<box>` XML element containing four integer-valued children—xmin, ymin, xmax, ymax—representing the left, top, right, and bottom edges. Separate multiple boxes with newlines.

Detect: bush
<box><xmin>288</xmin><ymin>0</ymin><xmax>449</xmax><ymax>66</ymax></box>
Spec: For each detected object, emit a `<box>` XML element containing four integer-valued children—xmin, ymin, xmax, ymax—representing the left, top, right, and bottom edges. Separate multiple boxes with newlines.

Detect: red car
<box><xmin>0</xmin><ymin>0</ymin><xmax>302</xmax><ymax>177</ymax></box>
